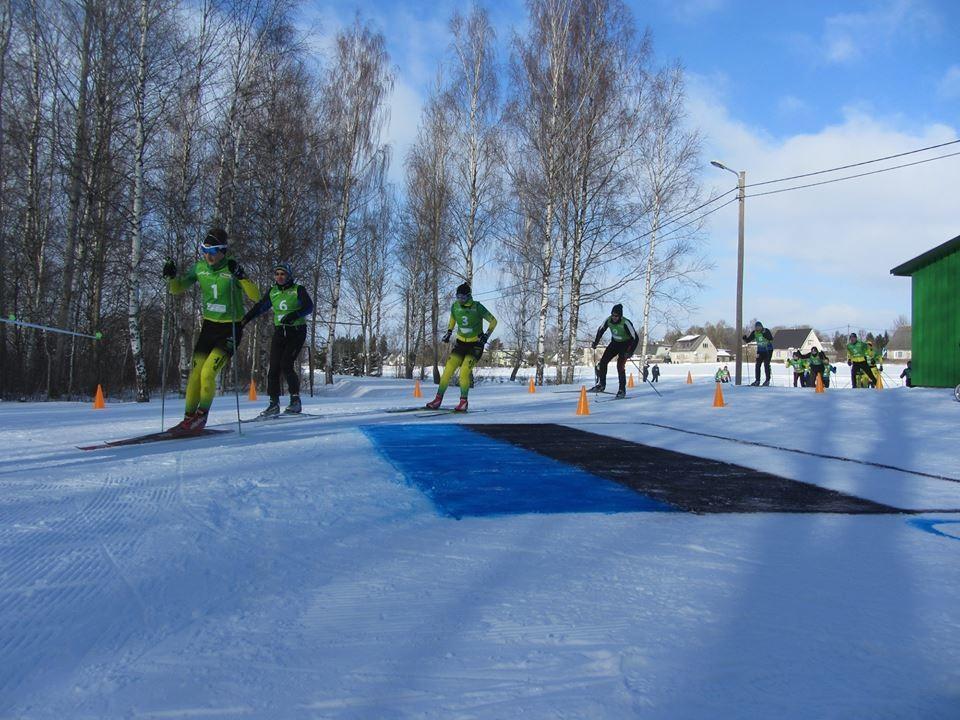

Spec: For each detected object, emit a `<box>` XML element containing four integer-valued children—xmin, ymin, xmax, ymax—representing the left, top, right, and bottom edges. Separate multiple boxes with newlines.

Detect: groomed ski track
<box><xmin>2</xmin><ymin>366</ymin><xmax>959</xmax><ymax>719</ymax></box>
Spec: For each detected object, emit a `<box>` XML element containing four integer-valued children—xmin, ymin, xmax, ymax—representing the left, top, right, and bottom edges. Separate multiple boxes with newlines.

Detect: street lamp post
<box><xmin>710</xmin><ymin>160</ymin><xmax>746</xmax><ymax>386</ymax></box>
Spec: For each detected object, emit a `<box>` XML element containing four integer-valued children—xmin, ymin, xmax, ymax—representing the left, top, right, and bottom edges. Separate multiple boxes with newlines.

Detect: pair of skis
<box><xmin>78</xmin><ymin>411</ymin><xmax>321</xmax><ymax>450</ymax></box>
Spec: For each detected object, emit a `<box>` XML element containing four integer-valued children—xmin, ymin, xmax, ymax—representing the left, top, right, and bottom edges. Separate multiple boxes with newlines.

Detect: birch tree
<box><xmin>322</xmin><ymin>19</ymin><xmax>392</xmax><ymax>385</ymax></box>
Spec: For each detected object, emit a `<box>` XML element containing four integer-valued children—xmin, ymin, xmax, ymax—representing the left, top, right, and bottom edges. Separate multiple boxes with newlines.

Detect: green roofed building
<box><xmin>890</xmin><ymin>234</ymin><xmax>960</xmax><ymax>388</ymax></box>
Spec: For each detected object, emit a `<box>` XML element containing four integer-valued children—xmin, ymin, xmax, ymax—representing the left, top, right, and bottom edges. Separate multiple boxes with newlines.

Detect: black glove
<box><xmin>441</xmin><ymin>329</ymin><xmax>452</xmax><ymax>343</ymax></box>
<box><xmin>224</xmin><ymin>324</ymin><xmax>243</xmax><ymax>354</ymax></box>
<box><xmin>472</xmin><ymin>343</ymin><xmax>485</xmax><ymax>360</ymax></box>
<box><xmin>478</xmin><ymin>332</ymin><xmax>489</xmax><ymax>345</ymax></box>
<box><xmin>162</xmin><ymin>259</ymin><xmax>176</xmax><ymax>279</ymax></box>
<box><xmin>279</xmin><ymin>312</ymin><xmax>298</xmax><ymax>325</ymax></box>
<box><xmin>591</xmin><ymin>342</ymin><xmax>598</xmax><ymax>349</ymax></box>
<box><xmin>847</xmin><ymin>360</ymin><xmax>852</xmax><ymax>366</ymax></box>
<box><xmin>742</xmin><ymin>334</ymin><xmax>750</xmax><ymax>342</ymax></box>
<box><xmin>226</xmin><ymin>259</ymin><xmax>245</xmax><ymax>280</ymax></box>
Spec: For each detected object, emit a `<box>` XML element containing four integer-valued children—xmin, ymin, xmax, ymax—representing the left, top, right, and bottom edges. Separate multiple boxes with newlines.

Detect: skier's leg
<box><xmin>281</xmin><ymin>327</ymin><xmax>307</xmax><ymax>399</ymax></box>
<box><xmin>616</xmin><ymin>353</ymin><xmax>627</xmax><ymax>392</ymax></box>
<box><xmin>199</xmin><ymin>348</ymin><xmax>230</xmax><ymax>411</ymax></box>
<box><xmin>754</xmin><ymin>357</ymin><xmax>762</xmax><ymax>384</ymax></box>
<box><xmin>184</xmin><ymin>352</ymin><xmax>207</xmax><ymax>415</ymax></box>
<box><xmin>458</xmin><ymin>354</ymin><xmax>477</xmax><ymax>398</ymax></box>
<box><xmin>437</xmin><ymin>352</ymin><xmax>464</xmax><ymax>396</ymax></box>
<box><xmin>595</xmin><ymin>345</ymin><xmax>617</xmax><ymax>390</ymax></box>
<box><xmin>267</xmin><ymin>331</ymin><xmax>284</xmax><ymax>402</ymax></box>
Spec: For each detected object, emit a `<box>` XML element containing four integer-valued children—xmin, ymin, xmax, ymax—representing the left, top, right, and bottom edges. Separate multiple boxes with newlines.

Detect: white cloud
<box><xmin>778</xmin><ymin>95</ymin><xmax>810</xmax><ymax>117</ymax></box>
<box><xmin>817</xmin><ymin>0</ymin><xmax>940</xmax><ymax>65</ymax></box>
<box><xmin>689</xmin><ymin>74</ymin><xmax>959</xmax><ymax>331</ymax></box>
<box><xmin>938</xmin><ymin>65</ymin><xmax>960</xmax><ymax>100</ymax></box>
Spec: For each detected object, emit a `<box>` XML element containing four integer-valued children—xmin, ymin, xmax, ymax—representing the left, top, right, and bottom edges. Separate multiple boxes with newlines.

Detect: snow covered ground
<box><xmin>2</xmin><ymin>362</ymin><xmax>959</xmax><ymax>719</ymax></box>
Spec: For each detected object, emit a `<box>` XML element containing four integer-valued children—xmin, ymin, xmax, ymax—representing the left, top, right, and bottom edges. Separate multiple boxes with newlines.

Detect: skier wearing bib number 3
<box><xmin>241</xmin><ymin>262</ymin><xmax>314</xmax><ymax>416</ymax></box>
<box><xmin>162</xmin><ymin>228</ymin><xmax>261</xmax><ymax>434</ymax></box>
<box><xmin>425</xmin><ymin>282</ymin><xmax>497</xmax><ymax>412</ymax></box>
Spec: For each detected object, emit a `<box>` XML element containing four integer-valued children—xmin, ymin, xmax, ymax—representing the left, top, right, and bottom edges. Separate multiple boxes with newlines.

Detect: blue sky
<box><xmin>302</xmin><ymin>0</ymin><xmax>960</xmax><ymax>339</ymax></box>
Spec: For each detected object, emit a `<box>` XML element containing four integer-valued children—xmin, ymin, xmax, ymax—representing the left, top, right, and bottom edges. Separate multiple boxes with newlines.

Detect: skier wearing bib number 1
<box><xmin>241</xmin><ymin>262</ymin><xmax>314</xmax><ymax>416</ymax></box>
<box><xmin>425</xmin><ymin>282</ymin><xmax>497</xmax><ymax>412</ymax></box>
<box><xmin>162</xmin><ymin>228</ymin><xmax>261</xmax><ymax>434</ymax></box>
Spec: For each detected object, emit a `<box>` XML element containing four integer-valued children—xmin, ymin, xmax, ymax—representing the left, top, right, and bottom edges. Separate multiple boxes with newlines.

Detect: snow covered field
<box><xmin>2</xmin><ymin>362</ymin><xmax>959</xmax><ymax>719</ymax></box>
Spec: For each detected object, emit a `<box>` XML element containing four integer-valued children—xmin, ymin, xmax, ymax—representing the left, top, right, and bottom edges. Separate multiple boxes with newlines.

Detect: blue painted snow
<box><xmin>907</xmin><ymin>518</ymin><xmax>960</xmax><ymax>541</ymax></box>
<box><xmin>362</xmin><ymin>424</ymin><xmax>676</xmax><ymax>518</ymax></box>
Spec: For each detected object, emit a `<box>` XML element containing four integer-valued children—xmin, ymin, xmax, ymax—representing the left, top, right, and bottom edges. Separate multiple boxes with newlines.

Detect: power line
<box><xmin>746</xmin><ymin>138</ymin><xmax>960</xmax><ymax>188</ymax></box>
<box><xmin>746</xmin><ymin>150</ymin><xmax>960</xmax><ymax>199</ymax></box>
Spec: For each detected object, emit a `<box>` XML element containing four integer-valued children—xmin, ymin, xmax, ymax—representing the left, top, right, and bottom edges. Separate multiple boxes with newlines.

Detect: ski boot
<box><xmin>260</xmin><ymin>401</ymin><xmax>281</xmax><ymax>418</ymax></box>
<box><xmin>284</xmin><ymin>395</ymin><xmax>302</xmax><ymax>414</ymax></box>
<box><xmin>169</xmin><ymin>411</ymin><xmax>199</xmax><ymax>435</ymax></box>
<box><xmin>588</xmin><ymin>384</ymin><xmax>605</xmax><ymax>393</ymax></box>
<box><xmin>761</xmin><ymin>379</ymin><xmax>770</xmax><ymax>387</ymax></box>
<box><xmin>750</xmin><ymin>380</ymin><xmax>760</xmax><ymax>387</ymax></box>
<box><xmin>615</xmin><ymin>388</ymin><xmax>626</xmax><ymax>399</ymax></box>
<box><xmin>454</xmin><ymin>397</ymin><xmax>469</xmax><ymax>412</ymax></box>
<box><xmin>424</xmin><ymin>394</ymin><xmax>443</xmax><ymax>410</ymax></box>
<box><xmin>171</xmin><ymin>408</ymin><xmax>208</xmax><ymax>435</ymax></box>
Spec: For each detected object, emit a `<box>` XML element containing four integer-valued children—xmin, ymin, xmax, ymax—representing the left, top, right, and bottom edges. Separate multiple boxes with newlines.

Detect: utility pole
<box><xmin>711</xmin><ymin>161</ymin><xmax>746</xmax><ymax>385</ymax></box>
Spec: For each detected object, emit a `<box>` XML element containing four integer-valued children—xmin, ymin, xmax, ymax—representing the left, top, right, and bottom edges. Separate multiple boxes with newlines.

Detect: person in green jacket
<box><xmin>589</xmin><ymin>303</ymin><xmax>639</xmax><ymax>398</ymax></box>
<box><xmin>425</xmin><ymin>282</ymin><xmax>497</xmax><ymax>412</ymax></box>
<box><xmin>846</xmin><ymin>332</ymin><xmax>877</xmax><ymax>388</ymax></box>
<box><xmin>743</xmin><ymin>321</ymin><xmax>774</xmax><ymax>386</ymax></box>
<box><xmin>800</xmin><ymin>346</ymin><xmax>829</xmax><ymax>388</ymax></box>
<box><xmin>162</xmin><ymin>227</ymin><xmax>261</xmax><ymax>433</ymax></box>
<box><xmin>787</xmin><ymin>351</ymin><xmax>808</xmax><ymax>387</ymax></box>
<box><xmin>242</xmin><ymin>262</ymin><xmax>314</xmax><ymax>416</ymax></box>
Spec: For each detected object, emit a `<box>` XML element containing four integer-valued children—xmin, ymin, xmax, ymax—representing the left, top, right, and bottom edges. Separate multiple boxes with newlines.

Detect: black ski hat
<box><xmin>456</xmin><ymin>282</ymin><xmax>471</xmax><ymax>299</ymax></box>
<box><xmin>274</xmin><ymin>262</ymin><xmax>294</xmax><ymax>285</ymax></box>
<box><xmin>611</xmin><ymin>304</ymin><xmax>623</xmax><ymax>316</ymax></box>
<box><xmin>203</xmin><ymin>227</ymin><xmax>228</xmax><ymax>248</ymax></box>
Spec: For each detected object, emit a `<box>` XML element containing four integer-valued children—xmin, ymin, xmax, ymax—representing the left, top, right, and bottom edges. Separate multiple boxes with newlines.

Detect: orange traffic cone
<box><xmin>528</xmin><ymin>376</ymin><xmax>536</xmax><ymax>393</ymax></box>
<box><xmin>686</xmin><ymin>371</ymin><xmax>693</xmax><ymax>384</ymax></box>
<box><xmin>414</xmin><ymin>379</ymin><xmax>423</xmax><ymax>398</ymax></box>
<box><xmin>713</xmin><ymin>382</ymin><xmax>726</xmax><ymax>407</ymax></box>
<box><xmin>815</xmin><ymin>373</ymin><xmax>825</xmax><ymax>393</ymax></box>
<box><xmin>93</xmin><ymin>384</ymin><xmax>105</xmax><ymax>409</ymax></box>
<box><xmin>628</xmin><ymin>373</ymin><xmax>635</xmax><ymax>388</ymax></box>
<box><xmin>576</xmin><ymin>386</ymin><xmax>590</xmax><ymax>416</ymax></box>
<box><xmin>248</xmin><ymin>379</ymin><xmax>258</xmax><ymax>401</ymax></box>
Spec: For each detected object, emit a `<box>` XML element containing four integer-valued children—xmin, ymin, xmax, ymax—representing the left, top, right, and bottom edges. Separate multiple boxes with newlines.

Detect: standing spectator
<box><xmin>642</xmin><ymin>363</ymin><xmax>649</xmax><ymax>383</ymax></box>
<box><xmin>900</xmin><ymin>360</ymin><xmax>913</xmax><ymax>388</ymax></box>
<box><xmin>651</xmin><ymin>364</ymin><xmax>660</xmax><ymax>383</ymax></box>
<box><xmin>743</xmin><ymin>321</ymin><xmax>774</xmax><ymax>386</ymax></box>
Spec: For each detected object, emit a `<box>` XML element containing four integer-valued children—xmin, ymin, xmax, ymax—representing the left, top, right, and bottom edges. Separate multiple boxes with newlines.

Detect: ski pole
<box><xmin>628</xmin><ymin>357</ymin><xmax>661</xmax><ymax>397</ymax></box>
<box><xmin>159</xmin><ymin>289</ymin><xmax>171</xmax><ymax>432</ymax></box>
<box><xmin>1</xmin><ymin>315</ymin><xmax>102</xmax><ymax>340</ymax></box>
<box><xmin>230</xmin><ymin>276</ymin><xmax>242</xmax><ymax>435</ymax></box>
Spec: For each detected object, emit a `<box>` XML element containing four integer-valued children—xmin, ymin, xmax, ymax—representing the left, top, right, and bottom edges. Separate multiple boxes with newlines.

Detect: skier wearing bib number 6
<box><xmin>425</xmin><ymin>282</ymin><xmax>497</xmax><ymax>412</ymax></box>
<box><xmin>241</xmin><ymin>262</ymin><xmax>314</xmax><ymax>416</ymax></box>
<box><xmin>162</xmin><ymin>228</ymin><xmax>261</xmax><ymax>434</ymax></box>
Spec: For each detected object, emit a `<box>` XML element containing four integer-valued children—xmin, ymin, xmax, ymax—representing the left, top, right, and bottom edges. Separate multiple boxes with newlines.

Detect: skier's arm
<box><xmin>281</xmin><ymin>286</ymin><xmax>314</xmax><ymax>322</ymax></box>
<box><xmin>167</xmin><ymin>264</ymin><xmax>198</xmax><ymax>295</ymax></box>
<box><xmin>593</xmin><ymin>320</ymin><xmax>608</xmax><ymax>348</ymax></box>
<box><xmin>238</xmin><ymin>278</ymin><xmax>260</xmax><ymax>302</ymax></box>
<box><xmin>481</xmin><ymin>306</ymin><xmax>497</xmax><ymax>338</ymax></box>
<box><xmin>241</xmin><ymin>295</ymin><xmax>272</xmax><ymax>326</ymax></box>
<box><xmin>624</xmin><ymin>319</ymin><xmax>639</xmax><ymax>354</ymax></box>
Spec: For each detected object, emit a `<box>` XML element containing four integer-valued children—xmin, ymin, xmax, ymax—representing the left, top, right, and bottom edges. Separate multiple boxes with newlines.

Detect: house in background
<box><xmin>886</xmin><ymin>326</ymin><xmax>912</xmax><ymax>361</ymax></box>
<box><xmin>670</xmin><ymin>334</ymin><xmax>718</xmax><ymax>363</ymax></box>
<box><xmin>716</xmin><ymin>348</ymin><xmax>733</xmax><ymax>362</ymax></box>
<box><xmin>891</xmin><ymin>234</ymin><xmax>959</xmax><ymax>388</ymax></box>
<box><xmin>771</xmin><ymin>328</ymin><xmax>823</xmax><ymax>362</ymax></box>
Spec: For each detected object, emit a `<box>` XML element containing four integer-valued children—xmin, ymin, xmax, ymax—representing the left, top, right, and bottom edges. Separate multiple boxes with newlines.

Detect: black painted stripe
<box><xmin>465</xmin><ymin>424</ymin><xmax>903</xmax><ymax>515</ymax></box>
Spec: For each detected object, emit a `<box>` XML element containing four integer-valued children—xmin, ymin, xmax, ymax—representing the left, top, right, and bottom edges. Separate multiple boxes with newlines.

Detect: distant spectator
<box><xmin>900</xmin><ymin>360</ymin><xmax>913</xmax><ymax>388</ymax></box>
<box><xmin>642</xmin><ymin>363</ymin><xmax>649</xmax><ymax>383</ymax></box>
<box><xmin>651</xmin><ymin>364</ymin><xmax>660</xmax><ymax>383</ymax></box>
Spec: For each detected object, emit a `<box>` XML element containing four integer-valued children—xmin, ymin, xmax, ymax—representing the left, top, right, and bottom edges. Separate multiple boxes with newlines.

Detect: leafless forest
<box><xmin>0</xmin><ymin>0</ymin><xmax>707</xmax><ymax>400</ymax></box>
